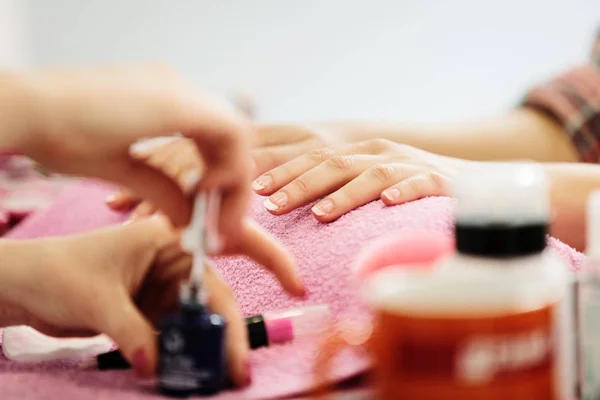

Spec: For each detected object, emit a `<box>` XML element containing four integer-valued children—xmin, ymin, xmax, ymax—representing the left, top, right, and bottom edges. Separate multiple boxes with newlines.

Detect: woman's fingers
<box><xmin>130</xmin><ymin>201</ymin><xmax>158</xmax><ymax>221</ymax></box>
<box><xmin>203</xmin><ymin>265</ymin><xmax>251</xmax><ymax>387</ymax></box>
<box><xmin>252</xmin><ymin>142</ymin><xmax>366</xmax><ymax>195</ymax></box>
<box><xmin>251</xmin><ymin>140</ymin><xmax>319</xmax><ymax>178</ymax></box>
<box><xmin>381</xmin><ymin>171</ymin><xmax>450</xmax><ymax>206</ymax></box>
<box><xmin>260</xmin><ymin>155</ymin><xmax>377</xmax><ymax>215</ymax></box>
<box><xmin>131</xmin><ymin>138</ymin><xmax>204</xmax><ymax>196</ymax></box>
<box><xmin>114</xmin><ymin>159</ymin><xmax>191</xmax><ymax>226</ymax></box>
<box><xmin>226</xmin><ymin>219</ymin><xmax>305</xmax><ymax>297</ymax></box>
<box><xmin>310</xmin><ymin>163</ymin><xmax>407</xmax><ymax>222</ymax></box>
<box><xmin>97</xmin><ymin>289</ymin><xmax>158</xmax><ymax>378</ymax></box>
<box><xmin>105</xmin><ymin>188</ymin><xmax>140</xmax><ymax>211</ymax></box>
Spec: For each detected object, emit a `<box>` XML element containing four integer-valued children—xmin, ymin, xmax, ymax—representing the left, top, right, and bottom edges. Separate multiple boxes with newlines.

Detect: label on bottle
<box><xmin>158</xmin><ymin>327</ymin><xmax>215</xmax><ymax>391</ymax></box>
<box><xmin>373</xmin><ymin>303</ymin><xmax>559</xmax><ymax>399</ymax></box>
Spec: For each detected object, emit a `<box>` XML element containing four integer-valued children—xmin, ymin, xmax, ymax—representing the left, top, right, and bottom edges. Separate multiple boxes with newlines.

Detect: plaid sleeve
<box><xmin>522</xmin><ymin>30</ymin><xmax>600</xmax><ymax>162</ymax></box>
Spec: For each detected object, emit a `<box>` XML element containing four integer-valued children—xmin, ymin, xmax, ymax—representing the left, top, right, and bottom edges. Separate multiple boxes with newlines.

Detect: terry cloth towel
<box><xmin>0</xmin><ymin>179</ymin><xmax>586</xmax><ymax>399</ymax></box>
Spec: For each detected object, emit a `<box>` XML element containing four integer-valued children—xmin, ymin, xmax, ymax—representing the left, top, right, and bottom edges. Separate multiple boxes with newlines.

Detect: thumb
<box><xmin>111</xmin><ymin>159</ymin><xmax>192</xmax><ymax>227</ymax></box>
<box><xmin>98</xmin><ymin>289</ymin><xmax>158</xmax><ymax>378</ymax></box>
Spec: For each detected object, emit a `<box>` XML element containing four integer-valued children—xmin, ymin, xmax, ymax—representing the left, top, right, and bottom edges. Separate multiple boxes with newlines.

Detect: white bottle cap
<box><xmin>452</xmin><ymin>162</ymin><xmax>550</xmax><ymax>225</ymax></box>
<box><xmin>587</xmin><ymin>190</ymin><xmax>600</xmax><ymax>258</ymax></box>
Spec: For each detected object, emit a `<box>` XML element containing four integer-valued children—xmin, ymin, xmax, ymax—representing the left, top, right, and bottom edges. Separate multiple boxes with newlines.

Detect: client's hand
<box><xmin>0</xmin><ymin>216</ymin><xmax>301</xmax><ymax>386</ymax></box>
<box><xmin>252</xmin><ymin>139</ymin><xmax>471</xmax><ymax>221</ymax></box>
<box><xmin>105</xmin><ymin>124</ymin><xmax>350</xmax><ymax>218</ymax></box>
<box><xmin>251</xmin><ymin>124</ymin><xmax>346</xmax><ymax>176</ymax></box>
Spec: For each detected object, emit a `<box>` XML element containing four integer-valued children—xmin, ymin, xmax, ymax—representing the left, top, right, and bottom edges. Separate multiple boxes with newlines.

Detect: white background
<box><xmin>3</xmin><ymin>0</ymin><xmax>600</xmax><ymax>123</ymax></box>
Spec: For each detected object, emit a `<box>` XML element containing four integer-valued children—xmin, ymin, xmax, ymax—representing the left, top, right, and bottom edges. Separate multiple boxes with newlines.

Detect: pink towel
<box><xmin>0</xmin><ymin>180</ymin><xmax>586</xmax><ymax>399</ymax></box>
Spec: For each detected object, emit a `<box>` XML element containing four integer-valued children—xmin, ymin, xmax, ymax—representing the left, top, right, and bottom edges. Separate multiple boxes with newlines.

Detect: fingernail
<box><xmin>264</xmin><ymin>192</ymin><xmax>287</xmax><ymax>211</ymax></box>
<box><xmin>311</xmin><ymin>199</ymin><xmax>333</xmax><ymax>216</ymax></box>
<box><xmin>251</xmin><ymin>175</ymin><xmax>272</xmax><ymax>191</ymax></box>
<box><xmin>245</xmin><ymin>360</ymin><xmax>253</xmax><ymax>386</ymax></box>
<box><xmin>129</xmin><ymin>136</ymin><xmax>178</xmax><ymax>156</ymax></box>
<box><xmin>132</xmin><ymin>349</ymin><xmax>147</xmax><ymax>377</ymax></box>
<box><xmin>382</xmin><ymin>188</ymin><xmax>400</xmax><ymax>202</ymax></box>
<box><xmin>298</xmin><ymin>283</ymin><xmax>308</xmax><ymax>298</ymax></box>
<box><xmin>182</xmin><ymin>170</ymin><xmax>201</xmax><ymax>194</ymax></box>
<box><xmin>104</xmin><ymin>194</ymin><xmax>118</xmax><ymax>204</ymax></box>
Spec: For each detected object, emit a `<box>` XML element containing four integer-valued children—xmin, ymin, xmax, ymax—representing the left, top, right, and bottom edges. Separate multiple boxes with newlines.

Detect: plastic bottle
<box><xmin>365</xmin><ymin>162</ymin><xmax>574</xmax><ymax>399</ymax></box>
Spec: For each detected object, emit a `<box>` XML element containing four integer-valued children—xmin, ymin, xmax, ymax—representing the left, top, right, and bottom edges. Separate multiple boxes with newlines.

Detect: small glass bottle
<box><xmin>158</xmin><ymin>282</ymin><xmax>227</xmax><ymax>397</ymax></box>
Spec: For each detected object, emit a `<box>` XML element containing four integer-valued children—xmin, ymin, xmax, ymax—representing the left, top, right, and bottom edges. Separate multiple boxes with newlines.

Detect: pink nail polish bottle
<box><xmin>245</xmin><ymin>305</ymin><xmax>331</xmax><ymax>348</ymax></box>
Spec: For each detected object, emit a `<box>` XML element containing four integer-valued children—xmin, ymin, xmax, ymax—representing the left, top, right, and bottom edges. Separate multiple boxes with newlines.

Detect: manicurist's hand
<box><xmin>0</xmin><ymin>216</ymin><xmax>303</xmax><ymax>386</ymax></box>
<box><xmin>1</xmin><ymin>64</ymin><xmax>253</xmax><ymax>245</ymax></box>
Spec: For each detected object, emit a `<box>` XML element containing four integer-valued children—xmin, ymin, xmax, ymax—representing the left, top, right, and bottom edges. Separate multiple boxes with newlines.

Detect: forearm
<box><xmin>0</xmin><ymin>72</ymin><xmax>35</xmax><ymax>152</ymax></box>
<box><xmin>0</xmin><ymin>240</ymin><xmax>38</xmax><ymax>327</ymax></box>
<box><xmin>312</xmin><ymin>108</ymin><xmax>578</xmax><ymax>162</ymax></box>
<box><xmin>545</xmin><ymin>163</ymin><xmax>600</xmax><ymax>252</ymax></box>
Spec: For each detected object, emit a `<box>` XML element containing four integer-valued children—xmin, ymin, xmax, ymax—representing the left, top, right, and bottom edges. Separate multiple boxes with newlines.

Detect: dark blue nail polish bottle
<box><xmin>158</xmin><ymin>282</ymin><xmax>227</xmax><ymax>397</ymax></box>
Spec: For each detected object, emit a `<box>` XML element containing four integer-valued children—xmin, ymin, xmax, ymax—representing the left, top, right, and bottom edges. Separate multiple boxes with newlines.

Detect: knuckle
<box><xmin>328</xmin><ymin>155</ymin><xmax>354</xmax><ymax>171</ymax></box>
<box><xmin>263</xmin><ymin>150</ymin><xmax>283</xmax><ymax>170</ymax></box>
<box><xmin>338</xmin><ymin>186</ymin><xmax>359</xmax><ymax>204</ymax></box>
<box><xmin>406</xmin><ymin>178</ymin><xmax>421</xmax><ymax>195</ymax></box>
<box><xmin>292</xmin><ymin>177</ymin><xmax>311</xmax><ymax>194</ymax></box>
<box><xmin>366</xmin><ymin>138</ymin><xmax>393</xmax><ymax>152</ymax></box>
<box><xmin>426</xmin><ymin>171</ymin><xmax>446</xmax><ymax>189</ymax></box>
<box><xmin>369</xmin><ymin>163</ymin><xmax>395</xmax><ymax>183</ymax></box>
<box><xmin>306</xmin><ymin>148</ymin><xmax>332</xmax><ymax>163</ymax></box>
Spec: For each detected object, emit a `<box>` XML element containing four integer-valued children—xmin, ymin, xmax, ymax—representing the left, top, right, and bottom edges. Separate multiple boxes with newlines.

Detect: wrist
<box><xmin>0</xmin><ymin>71</ymin><xmax>39</xmax><ymax>154</ymax></box>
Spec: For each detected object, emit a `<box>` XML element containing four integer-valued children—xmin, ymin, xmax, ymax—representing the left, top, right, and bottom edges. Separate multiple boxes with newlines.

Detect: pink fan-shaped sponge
<box><xmin>354</xmin><ymin>230</ymin><xmax>455</xmax><ymax>281</ymax></box>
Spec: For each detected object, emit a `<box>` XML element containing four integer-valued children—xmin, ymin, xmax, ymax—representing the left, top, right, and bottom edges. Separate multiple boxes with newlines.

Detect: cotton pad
<box><xmin>2</xmin><ymin>326</ymin><xmax>114</xmax><ymax>362</ymax></box>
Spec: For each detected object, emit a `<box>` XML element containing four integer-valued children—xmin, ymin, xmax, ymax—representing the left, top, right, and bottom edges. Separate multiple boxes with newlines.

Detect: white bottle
<box><xmin>577</xmin><ymin>190</ymin><xmax>600</xmax><ymax>400</ymax></box>
<box><xmin>431</xmin><ymin>162</ymin><xmax>574</xmax><ymax>399</ymax></box>
<box><xmin>362</xmin><ymin>163</ymin><xmax>574</xmax><ymax>399</ymax></box>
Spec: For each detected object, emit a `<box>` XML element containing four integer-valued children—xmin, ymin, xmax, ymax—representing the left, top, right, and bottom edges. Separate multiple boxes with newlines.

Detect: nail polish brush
<box><xmin>157</xmin><ymin>193</ymin><xmax>227</xmax><ymax>397</ymax></box>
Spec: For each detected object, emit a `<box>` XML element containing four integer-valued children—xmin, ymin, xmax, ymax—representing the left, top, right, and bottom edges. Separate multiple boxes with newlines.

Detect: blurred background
<box><xmin>1</xmin><ymin>0</ymin><xmax>598</xmax><ymax>123</ymax></box>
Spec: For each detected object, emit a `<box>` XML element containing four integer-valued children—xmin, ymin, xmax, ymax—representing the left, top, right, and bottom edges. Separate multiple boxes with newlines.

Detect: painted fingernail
<box><xmin>132</xmin><ymin>349</ymin><xmax>148</xmax><ymax>377</ymax></box>
<box><xmin>311</xmin><ymin>199</ymin><xmax>334</xmax><ymax>216</ymax></box>
<box><xmin>264</xmin><ymin>192</ymin><xmax>287</xmax><ymax>211</ymax></box>
<box><xmin>104</xmin><ymin>194</ymin><xmax>119</xmax><ymax>204</ymax></box>
<box><xmin>382</xmin><ymin>188</ymin><xmax>400</xmax><ymax>202</ymax></box>
<box><xmin>245</xmin><ymin>360</ymin><xmax>253</xmax><ymax>386</ymax></box>
<box><xmin>181</xmin><ymin>170</ymin><xmax>201</xmax><ymax>194</ymax></box>
<box><xmin>298</xmin><ymin>283</ymin><xmax>308</xmax><ymax>298</ymax></box>
<box><xmin>252</xmin><ymin>175</ymin><xmax>272</xmax><ymax>191</ymax></box>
